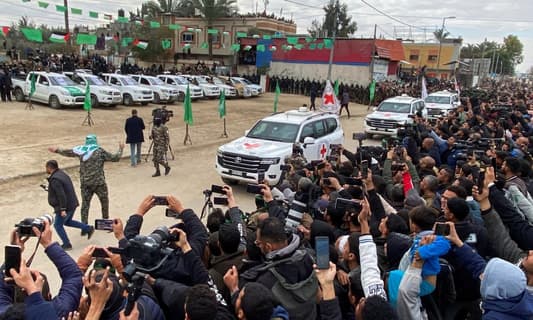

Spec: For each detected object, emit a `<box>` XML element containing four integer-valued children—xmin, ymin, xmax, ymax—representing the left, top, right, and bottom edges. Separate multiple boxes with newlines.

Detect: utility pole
<box><xmin>64</xmin><ymin>0</ymin><xmax>70</xmax><ymax>47</ymax></box>
<box><xmin>326</xmin><ymin>8</ymin><xmax>339</xmax><ymax>80</ymax></box>
<box><xmin>436</xmin><ymin>16</ymin><xmax>455</xmax><ymax>79</ymax></box>
<box><xmin>369</xmin><ymin>24</ymin><xmax>376</xmax><ymax>83</ymax></box>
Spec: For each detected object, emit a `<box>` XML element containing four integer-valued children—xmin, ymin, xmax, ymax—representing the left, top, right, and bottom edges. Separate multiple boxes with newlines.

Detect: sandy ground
<box><xmin>0</xmin><ymin>92</ymin><xmax>375</xmax><ymax>293</ymax></box>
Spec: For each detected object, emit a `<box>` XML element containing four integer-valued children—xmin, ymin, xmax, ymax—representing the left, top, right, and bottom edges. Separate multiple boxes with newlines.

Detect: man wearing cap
<box><xmin>48</xmin><ymin>134</ymin><xmax>124</xmax><ymax>225</ymax></box>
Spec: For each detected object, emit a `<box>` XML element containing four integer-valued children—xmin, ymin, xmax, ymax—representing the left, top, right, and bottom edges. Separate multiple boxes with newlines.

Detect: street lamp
<box><xmin>436</xmin><ymin>16</ymin><xmax>455</xmax><ymax>78</ymax></box>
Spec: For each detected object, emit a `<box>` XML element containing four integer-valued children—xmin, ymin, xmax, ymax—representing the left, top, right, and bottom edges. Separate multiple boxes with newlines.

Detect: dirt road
<box><xmin>0</xmin><ymin>93</ymin><xmax>373</xmax><ymax>292</ymax></box>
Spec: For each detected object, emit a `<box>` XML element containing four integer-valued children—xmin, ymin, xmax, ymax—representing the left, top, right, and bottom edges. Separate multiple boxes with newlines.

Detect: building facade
<box><xmin>401</xmin><ymin>40</ymin><xmax>462</xmax><ymax>79</ymax></box>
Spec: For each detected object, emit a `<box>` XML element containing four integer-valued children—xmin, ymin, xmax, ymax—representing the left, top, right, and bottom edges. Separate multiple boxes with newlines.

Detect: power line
<box><xmin>358</xmin><ymin>0</ymin><xmax>425</xmax><ymax>30</ymax></box>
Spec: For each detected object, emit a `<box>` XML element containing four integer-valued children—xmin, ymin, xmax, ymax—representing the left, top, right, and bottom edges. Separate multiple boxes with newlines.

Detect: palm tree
<box><xmin>143</xmin><ymin>0</ymin><xmax>180</xmax><ymax>18</ymax></box>
<box><xmin>433</xmin><ymin>28</ymin><xmax>449</xmax><ymax>42</ymax></box>
<box><xmin>191</xmin><ymin>0</ymin><xmax>237</xmax><ymax>58</ymax></box>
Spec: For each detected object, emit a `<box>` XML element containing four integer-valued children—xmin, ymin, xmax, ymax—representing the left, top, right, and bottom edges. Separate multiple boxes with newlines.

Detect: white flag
<box><xmin>454</xmin><ymin>77</ymin><xmax>461</xmax><ymax>97</ymax></box>
<box><xmin>320</xmin><ymin>80</ymin><xmax>340</xmax><ymax>113</ymax></box>
<box><xmin>421</xmin><ymin>76</ymin><xmax>428</xmax><ymax>100</ymax></box>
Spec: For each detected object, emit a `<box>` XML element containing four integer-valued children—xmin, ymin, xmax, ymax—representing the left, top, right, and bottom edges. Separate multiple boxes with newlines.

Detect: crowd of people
<box><xmin>2</xmin><ymin>77</ymin><xmax>533</xmax><ymax>320</ymax></box>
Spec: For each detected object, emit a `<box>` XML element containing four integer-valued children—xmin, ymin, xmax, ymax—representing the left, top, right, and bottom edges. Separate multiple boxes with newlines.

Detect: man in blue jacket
<box><xmin>0</xmin><ymin>221</ymin><xmax>83</xmax><ymax>319</ymax></box>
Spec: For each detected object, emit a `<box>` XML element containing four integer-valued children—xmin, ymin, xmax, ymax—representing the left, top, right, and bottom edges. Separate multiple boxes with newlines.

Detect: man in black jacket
<box><xmin>124</xmin><ymin>109</ymin><xmax>145</xmax><ymax>167</ymax></box>
<box><xmin>45</xmin><ymin>160</ymin><xmax>94</xmax><ymax>251</ymax></box>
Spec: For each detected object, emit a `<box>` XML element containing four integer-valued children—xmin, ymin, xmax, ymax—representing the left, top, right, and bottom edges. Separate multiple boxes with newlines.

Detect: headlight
<box><xmin>260</xmin><ymin>158</ymin><xmax>280</xmax><ymax>165</ymax></box>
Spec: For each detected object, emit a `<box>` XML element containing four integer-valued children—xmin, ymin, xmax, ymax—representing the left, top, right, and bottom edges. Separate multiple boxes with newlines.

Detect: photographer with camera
<box><xmin>119</xmin><ymin>195</ymin><xmax>208</xmax><ymax>284</ymax></box>
<box><xmin>45</xmin><ymin>160</ymin><xmax>94</xmax><ymax>251</ymax></box>
<box><xmin>0</xmin><ymin>220</ymin><xmax>83</xmax><ymax>319</ymax></box>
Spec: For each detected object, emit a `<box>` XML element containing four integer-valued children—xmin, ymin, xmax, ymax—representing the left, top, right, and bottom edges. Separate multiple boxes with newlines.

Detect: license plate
<box><xmin>230</xmin><ymin>170</ymin><xmax>243</xmax><ymax>176</ymax></box>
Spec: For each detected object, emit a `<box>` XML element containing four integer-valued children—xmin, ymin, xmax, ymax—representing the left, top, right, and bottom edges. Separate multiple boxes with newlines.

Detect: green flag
<box><xmin>257</xmin><ymin>44</ymin><xmax>265</xmax><ymax>52</ymax></box>
<box><xmin>21</xmin><ymin>28</ymin><xmax>43</xmax><ymax>42</ymax></box>
<box><xmin>183</xmin><ymin>85</ymin><xmax>193</xmax><ymax>125</ymax></box>
<box><xmin>230</xmin><ymin>43</ymin><xmax>240</xmax><ymax>52</ymax></box>
<box><xmin>83</xmin><ymin>81</ymin><xmax>91</xmax><ymax>111</ymax></box>
<box><xmin>294</xmin><ymin>44</ymin><xmax>304</xmax><ymax>50</ymax></box>
<box><xmin>218</xmin><ymin>88</ymin><xmax>226</xmax><ymax>118</ymax></box>
<box><xmin>309</xmin><ymin>43</ymin><xmax>316</xmax><ymax>50</ymax></box>
<box><xmin>200</xmin><ymin>42</ymin><xmax>208</xmax><ymax>49</ymax></box>
<box><xmin>55</xmin><ymin>5</ymin><xmax>66</xmax><ymax>12</ymax></box>
<box><xmin>273</xmin><ymin>81</ymin><xmax>280</xmax><ymax>113</ymax></box>
<box><xmin>369</xmin><ymin>80</ymin><xmax>376</xmax><ymax>102</ymax></box>
<box><xmin>334</xmin><ymin>80</ymin><xmax>339</xmax><ymax>96</ymax></box>
<box><xmin>207</xmin><ymin>28</ymin><xmax>218</xmax><ymax>34</ymax></box>
<box><xmin>150</xmin><ymin>21</ymin><xmax>160</xmax><ymax>28</ymax></box>
<box><xmin>117</xmin><ymin>17</ymin><xmax>129</xmax><ymax>23</ymax></box>
<box><xmin>161</xmin><ymin>39</ymin><xmax>171</xmax><ymax>49</ymax></box>
<box><xmin>287</xmin><ymin>36</ymin><xmax>298</xmax><ymax>45</ymax></box>
<box><xmin>236</xmin><ymin>32</ymin><xmax>247</xmax><ymax>38</ymax></box>
<box><xmin>263</xmin><ymin>34</ymin><xmax>271</xmax><ymax>40</ymax></box>
<box><xmin>29</xmin><ymin>73</ymin><xmax>36</xmax><ymax>97</ymax></box>
<box><xmin>324</xmin><ymin>38</ymin><xmax>333</xmax><ymax>49</ymax></box>
<box><xmin>317</xmin><ymin>43</ymin><xmax>324</xmax><ymax>49</ymax></box>
<box><xmin>89</xmin><ymin>11</ymin><xmax>98</xmax><ymax>18</ymax></box>
<box><xmin>38</xmin><ymin>1</ymin><xmax>49</xmax><ymax>8</ymax></box>
<box><xmin>71</xmin><ymin>7</ymin><xmax>82</xmax><ymax>15</ymax></box>
<box><xmin>76</xmin><ymin>33</ymin><xmax>97</xmax><ymax>45</ymax></box>
<box><xmin>168</xmin><ymin>24</ymin><xmax>181</xmax><ymax>30</ymax></box>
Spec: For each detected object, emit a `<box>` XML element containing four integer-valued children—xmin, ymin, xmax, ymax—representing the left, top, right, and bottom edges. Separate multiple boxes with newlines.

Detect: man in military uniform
<box><xmin>48</xmin><ymin>134</ymin><xmax>124</xmax><ymax>225</ymax></box>
<box><xmin>150</xmin><ymin>117</ymin><xmax>171</xmax><ymax>177</ymax></box>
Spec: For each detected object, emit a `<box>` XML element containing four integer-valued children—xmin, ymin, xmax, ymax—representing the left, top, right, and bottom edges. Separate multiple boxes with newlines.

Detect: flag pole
<box><xmin>221</xmin><ymin>117</ymin><xmax>228</xmax><ymax>138</ymax></box>
<box><xmin>183</xmin><ymin>124</ymin><xmax>192</xmax><ymax>145</ymax></box>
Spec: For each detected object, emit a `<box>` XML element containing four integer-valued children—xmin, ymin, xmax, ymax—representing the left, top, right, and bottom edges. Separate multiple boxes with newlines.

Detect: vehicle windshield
<box><xmin>425</xmin><ymin>96</ymin><xmax>451</xmax><ymax>104</ymax></box>
<box><xmin>241</xmin><ymin>79</ymin><xmax>253</xmax><ymax>85</ymax></box>
<box><xmin>85</xmin><ymin>76</ymin><xmax>106</xmax><ymax>86</ymax></box>
<box><xmin>212</xmin><ymin>77</ymin><xmax>224</xmax><ymax>85</ymax></box>
<box><xmin>120</xmin><ymin>77</ymin><xmax>138</xmax><ymax>86</ymax></box>
<box><xmin>49</xmin><ymin>76</ymin><xmax>76</xmax><ymax>86</ymax></box>
<box><xmin>377</xmin><ymin>102</ymin><xmax>411</xmax><ymax>113</ymax></box>
<box><xmin>246</xmin><ymin>120</ymin><xmax>299</xmax><ymax>143</ymax></box>
<box><xmin>148</xmin><ymin>77</ymin><xmax>165</xmax><ymax>85</ymax></box>
<box><xmin>231</xmin><ymin>78</ymin><xmax>243</xmax><ymax>85</ymax></box>
<box><xmin>196</xmin><ymin>77</ymin><xmax>208</xmax><ymax>84</ymax></box>
<box><xmin>175</xmin><ymin>76</ymin><xmax>189</xmax><ymax>85</ymax></box>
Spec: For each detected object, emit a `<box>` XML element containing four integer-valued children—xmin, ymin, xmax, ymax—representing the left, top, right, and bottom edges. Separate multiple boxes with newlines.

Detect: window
<box><xmin>300</xmin><ymin>123</ymin><xmax>314</xmax><ymax>142</ymax></box>
<box><xmin>313</xmin><ymin>120</ymin><xmax>326</xmax><ymax>138</ymax></box>
<box><xmin>325</xmin><ymin>118</ymin><xmax>337</xmax><ymax>134</ymax></box>
<box><xmin>210</xmin><ymin>34</ymin><xmax>220</xmax><ymax>44</ymax></box>
<box><xmin>428</xmin><ymin>55</ymin><xmax>438</xmax><ymax>61</ymax></box>
<box><xmin>110</xmin><ymin>77</ymin><xmax>120</xmax><ymax>85</ymax></box>
<box><xmin>182</xmin><ymin>32</ymin><xmax>194</xmax><ymax>43</ymax></box>
<box><xmin>140</xmin><ymin>78</ymin><xmax>150</xmax><ymax>85</ymax></box>
<box><xmin>409</xmin><ymin>54</ymin><xmax>419</xmax><ymax>61</ymax></box>
<box><xmin>38</xmin><ymin>75</ymin><xmax>48</xmax><ymax>85</ymax></box>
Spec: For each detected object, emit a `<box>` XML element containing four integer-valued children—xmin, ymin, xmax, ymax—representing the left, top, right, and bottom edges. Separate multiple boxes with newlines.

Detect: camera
<box><xmin>152</xmin><ymin>107</ymin><xmax>174</xmax><ymax>124</ymax></box>
<box><xmin>285</xmin><ymin>198</ymin><xmax>307</xmax><ymax>232</ymax></box>
<box><xmin>15</xmin><ymin>214</ymin><xmax>54</xmax><ymax>237</ymax></box>
<box><xmin>113</xmin><ymin>226</ymin><xmax>178</xmax><ymax>273</ymax></box>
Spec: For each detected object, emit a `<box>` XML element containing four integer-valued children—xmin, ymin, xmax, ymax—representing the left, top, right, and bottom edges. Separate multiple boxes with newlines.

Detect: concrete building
<box><xmin>401</xmin><ymin>39</ymin><xmax>462</xmax><ymax>79</ymax></box>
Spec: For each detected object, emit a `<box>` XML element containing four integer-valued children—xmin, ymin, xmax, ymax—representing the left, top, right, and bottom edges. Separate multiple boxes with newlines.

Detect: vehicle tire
<box><xmin>48</xmin><ymin>95</ymin><xmax>61</xmax><ymax>109</ymax></box>
<box><xmin>153</xmin><ymin>93</ymin><xmax>161</xmax><ymax>104</ymax></box>
<box><xmin>14</xmin><ymin>88</ymin><xmax>25</xmax><ymax>102</ymax></box>
<box><xmin>123</xmin><ymin>94</ymin><xmax>133</xmax><ymax>106</ymax></box>
<box><xmin>90</xmin><ymin>94</ymin><xmax>99</xmax><ymax>108</ymax></box>
<box><xmin>365</xmin><ymin>133</ymin><xmax>373</xmax><ymax>140</ymax></box>
<box><xmin>141</xmin><ymin>102</ymin><xmax>149</xmax><ymax>106</ymax></box>
<box><xmin>222</xmin><ymin>177</ymin><xmax>239</xmax><ymax>185</ymax></box>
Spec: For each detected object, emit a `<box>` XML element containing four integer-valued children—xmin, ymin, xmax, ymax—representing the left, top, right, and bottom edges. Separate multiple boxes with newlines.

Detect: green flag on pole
<box><xmin>76</xmin><ymin>33</ymin><xmax>97</xmax><ymax>45</ymax></box>
<box><xmin>183</xmin><ymin>85</ymin><xmax>193</xmax><ymax>125</ymax></box>
<box><xmin>334</xmin><ymin>80</ymin><xmax>339</xmax><ymax>96</ymax></box>
<box><xmin>55</xmin><ymin>5</ymin><xmax>66</xmax><ymax>12</ymax></box>
<box><xmin>369</xmin><ymin>80</ymin><xmax>376</xmax><ymax>103</ymax></box>
<box><xmin>89</xmin><ymin>11</ymin><xmax>98</xmax><ymax>18</ymax></box>
<box><xmin>21</xmin><ymin>28</ymin><xmax>43</xmax><ymax>42</ymax></box>
<box><xmin>218</xmin><ymin>88</ymin><xmax>226</xmax><ymax>118</ymax></box>
<box><xmin>83</xmin><ymin>81</ymin><xmax>91</xmax><ymax>111</ymax></box>
<box><xmin>29</xmin><ymin>73</ymin><xmax>36</xmax><ymax>97</ymax></box>
<box><xmin>161</xmin><ymin>39</ymin><xmax>171</xmax><ymax>49</ymax></box>
<box><xmin>274</xmin><ymin>81</ymin><xmax>280</xmax><ymax>113</ymax></box>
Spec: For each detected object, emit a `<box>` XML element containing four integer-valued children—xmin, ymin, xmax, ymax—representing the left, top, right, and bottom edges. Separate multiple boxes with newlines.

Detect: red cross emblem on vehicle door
<box><xmin>320</xmin><ymin>144</ymin><xmax>327</xmax><ymax>159</ymax></box>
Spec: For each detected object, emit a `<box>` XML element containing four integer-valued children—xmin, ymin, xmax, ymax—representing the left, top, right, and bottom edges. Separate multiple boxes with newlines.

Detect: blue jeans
<box><xmin>129</xmin><ymin>143</ymin><xmax>142</xmax><ymax>166</ymax></box>
<box><xmin>54</xmin><ymin>209</ymin><xmax>90</xmax><ymax>247</ymax></box>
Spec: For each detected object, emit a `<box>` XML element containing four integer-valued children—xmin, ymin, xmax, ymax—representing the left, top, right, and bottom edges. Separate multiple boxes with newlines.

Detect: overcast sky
<box><xmin>2</xmin><ymin>0</ymin><xmax>531</xmax><ymax>72</ymax></box>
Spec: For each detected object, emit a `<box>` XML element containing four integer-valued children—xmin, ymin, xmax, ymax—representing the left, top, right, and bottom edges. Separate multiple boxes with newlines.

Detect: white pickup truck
<box><xmin>64</xmin><ymin>72</ymin><xmax>122</xmax><ymax>107</ymax></box>
<box><xmin>130</xmin><ymin>75</ymin><xmax>180</xmax><ymax>104</ymax></box>
<box><xmin>216</xmin><ymin>108</ymin><xmax>344</xmax><ymax>185</ymax></box>
<box><xmin>201</xmin><ymin>75</ymin><xmax>237</xmax><ymax>98</ymax></box>
<box><xmin>425</xmin><ymin>90</ymin><xmax>460</xmax><ymax>120</ymax></box>
<box><xmin>157</xmin><ymin>74</ymin><xmax>204</xmax><ymax>100</ymax></box>
<box><xmin>12</xmin><ymin>71</ymin><xmax>85</xmax><ymax>109</ymax></box>
<box><xmin>100</xmin><ymin>73</ymin><xmax>153</xmax><ymax>106</ymax></box>
<box><xmin>182</xmin><ymin>75</ymin><xmax>220</xmax><ymax>99</ymax></box>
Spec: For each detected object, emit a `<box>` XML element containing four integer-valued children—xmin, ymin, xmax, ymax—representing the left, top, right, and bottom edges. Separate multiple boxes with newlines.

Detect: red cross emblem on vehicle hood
<box><xmin>244</xmin><ymin>142</ymin><xmax>261</xmax><ymax>149</ymax></box>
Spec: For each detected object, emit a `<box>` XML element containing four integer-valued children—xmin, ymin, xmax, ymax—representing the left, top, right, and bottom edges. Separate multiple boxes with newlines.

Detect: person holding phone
<box><xmin>45</xmin><ymin>160</ymin><xmax>94</xmax><ymax>251</ymax></box>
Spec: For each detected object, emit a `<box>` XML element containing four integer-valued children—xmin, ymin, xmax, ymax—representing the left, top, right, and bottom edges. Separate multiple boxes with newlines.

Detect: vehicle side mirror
<box><xmin>372</xmin><ymin>107</ymin><xmax>377</xmax><ymax>112</ymax></box>
<box><xmin>303</xmin><ymin>137</ymin><xmax>315</xmax><ymax>147</ymax></box>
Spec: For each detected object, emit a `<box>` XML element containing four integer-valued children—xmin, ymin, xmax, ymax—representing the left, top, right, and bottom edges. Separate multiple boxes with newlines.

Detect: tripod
<box><xmin>200</xmin><ymin>189</ymin><xmax>214</xmax><ymax>220</ymax></box>
<box><xmin>82</xmin><ymin>111</ymin><xmax>95</xmax><ymax>126</ymax></box>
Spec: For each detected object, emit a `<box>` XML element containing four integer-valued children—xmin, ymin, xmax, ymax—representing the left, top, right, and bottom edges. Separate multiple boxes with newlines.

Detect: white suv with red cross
<box><xmin>216</xmin><ymin>108</ymin><xmax>344</xmax><ymax>185</ymax></box>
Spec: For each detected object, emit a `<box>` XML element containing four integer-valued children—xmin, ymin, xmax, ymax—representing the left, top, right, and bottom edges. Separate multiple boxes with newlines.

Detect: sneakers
<box><xmin>86</xmin><ymin>226</ymin><xmax>95</xmax><ymax>240</ymax></box>
<box><xmin>164</xmin><ymin>166</ymin><xmax>171</xmax><ymax>176</ymax></box>
<box><xmin>61</xmin><ymin>244</ymin><xmax>72</xmax><ymax>251</ymax></box>
<box><xmin>152</xmin><ymin>170</ymin><xmax>161</xmax><ymax>177</ymax></box>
